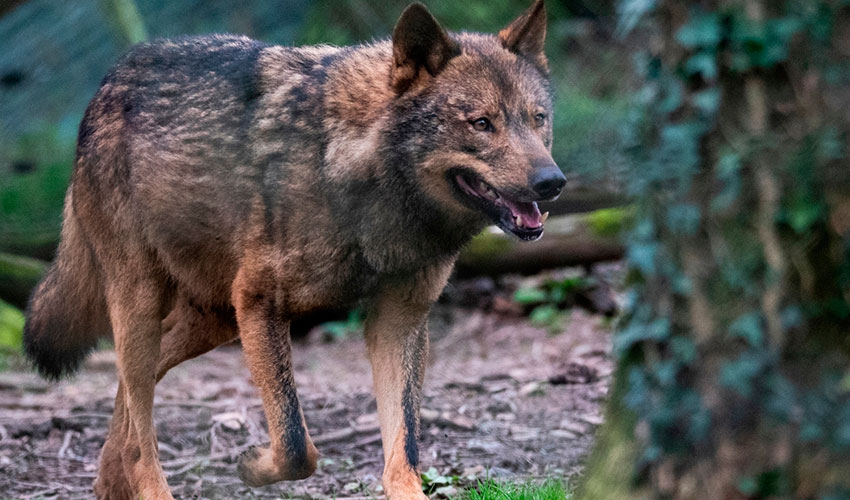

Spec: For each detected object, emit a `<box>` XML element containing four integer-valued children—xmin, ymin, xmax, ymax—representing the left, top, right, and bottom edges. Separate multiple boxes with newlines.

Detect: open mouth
<box><xmin>450</xmin><ymin>171</ymin><xmax>549</xmax><ymax>241</ymax></box>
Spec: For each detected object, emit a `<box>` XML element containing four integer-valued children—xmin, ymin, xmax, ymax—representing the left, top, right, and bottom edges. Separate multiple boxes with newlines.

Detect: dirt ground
<box><xmin>0</xmin><ymin>275</ymin><xmax>614</xmax><ymax>499</ymax></box>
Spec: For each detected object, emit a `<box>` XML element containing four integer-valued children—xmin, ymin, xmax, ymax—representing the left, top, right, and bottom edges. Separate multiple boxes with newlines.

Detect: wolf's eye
<box><xmin>471</xmin><ymin>117</ymin><xmax>492</xmax><ymax>132</ymax></box>
<box><xmin>534</xmin><ymin>113</ymin><xmax>547</xmax><ymax>127</ymax></box>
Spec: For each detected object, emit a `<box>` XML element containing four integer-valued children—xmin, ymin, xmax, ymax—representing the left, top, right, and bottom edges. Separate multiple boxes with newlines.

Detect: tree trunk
<box><xmin>578</xmin><ymin>1</ymin><xmax>850</xmax><ymax>498</ymax></box>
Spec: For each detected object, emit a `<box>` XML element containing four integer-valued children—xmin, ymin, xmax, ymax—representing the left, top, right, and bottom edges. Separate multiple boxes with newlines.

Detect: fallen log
<box><xmin>454</xmin><ymin>213</ymin><xmax>626</xmax><ymax>277</ymax></box>
<box><xmin>539</xmin><ymin>186</ymin><xmax>626</xmax><ymax>216</ymax></box>
<box><xmin>0</xmin><ymin>252</ymin><xmax>47</xmax><ymax>309</ymax></box>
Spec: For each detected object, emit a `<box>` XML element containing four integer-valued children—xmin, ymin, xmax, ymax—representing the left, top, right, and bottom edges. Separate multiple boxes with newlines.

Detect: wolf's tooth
<box><xmin>541</xmin><ymin>211</ymin><xmax>549</xmax><ymax>223</ymax></box>
<box><xmin>515</xmin><ymin>215</ymin><xmax>522</xmax><ymax>227</ymax></box>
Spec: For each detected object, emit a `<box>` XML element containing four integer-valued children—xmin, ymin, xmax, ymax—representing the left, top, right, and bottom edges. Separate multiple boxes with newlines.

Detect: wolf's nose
<box><xmin>530</xmin><ymin>165</ymin><xmax>566</xmax><ymax>199</ymax></box>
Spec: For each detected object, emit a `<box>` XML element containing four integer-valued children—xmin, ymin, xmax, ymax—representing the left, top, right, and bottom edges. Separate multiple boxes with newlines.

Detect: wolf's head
<box><xmin>388</xmin><ymin>0</ymin><xmax>564</xmax><ymax>241</ymax></box>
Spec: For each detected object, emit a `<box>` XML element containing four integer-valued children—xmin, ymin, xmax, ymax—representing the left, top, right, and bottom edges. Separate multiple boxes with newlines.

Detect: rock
<box><xmin>420</xmin><ymin>408</ymin><xmax>440</xmax><ymax>422</ymax></box>
<box><xmin>343</xmin><ymin>481</ymin><xmax>360</xmax><ymax>492</ymax></box>
<box><xmin>437</xmin><ymin>412</ymin><xmax>475</xmax><ymax>431</ymax></box>
<box><xmin>462</xmin><ymin>465</ymin><xmax>485</xmax><ymax>478</ymax></box>
<box><xmin>509</xmin><ymin>425</ymin><xmax>539</xmax><ymax>441</ymax></box>
<box><xmin>519</xmin><ymin>381</ymin><xmax>545</xmax><ymax>397</ymax></box>
<box><xmin>577</xmin><ymin>413</ymin><xmax>604</xmax><ymax>426</ymax></box>
<box><xmin>355</xmin><ymin>413</ymin><xmax>378</xmax><ymax>425</ymax></box>
<box><xmin>485</xmin><ymin>466</ymin><xmax>514</xmax><ymax>478</ymax></box>
<box><xmin>211</xmin><ymin>411</ymin><xmax>245</xmax><ymax>432</ymax></box>
<box><xmin>548</xmin><ymin>362</ymin><xmax>599</xmax><ymax>385</ymax></box>
<box><xmin>435</xmin><ymin>485</ymin><xmax>458</xmax><ymax>497</ymax></box>
<box><xmin>421</xmin><ymin>409</ymin><xmax>476</xmax><ymax>431</ymax></box>
<box><xmin>486</xmin><ymin>399</ymin><xmax>516</xmax><ymax>414</ymax></box>
<box><xmin>559</xmin><ymin>419</ymin><xmax>588</xmax><ymax>434</ymax></box>
<box><xmin>486</xmin><ymin>383</ymin><xmax>511</xmax><ymax>394</ymax></box>
<box><xmin>550</xmin><ymin>429</ymin><xmax>579</xmax><ymax>439</ymax></box>
<box><xmin>467</xmin><ymin>439</ymin><xmax>501</xmax><ymax>453</ymax></box>
<box><xmin>508</xmin><ymin>368</ymin><xmax>532</xmax><ymax>381</ymax></box>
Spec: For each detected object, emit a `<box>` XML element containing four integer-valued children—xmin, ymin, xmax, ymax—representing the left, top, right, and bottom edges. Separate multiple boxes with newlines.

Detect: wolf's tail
<box><xmin>23</xmin><ymin>192</ymin><xmax>110</xmax><ymax>380</ymax></box>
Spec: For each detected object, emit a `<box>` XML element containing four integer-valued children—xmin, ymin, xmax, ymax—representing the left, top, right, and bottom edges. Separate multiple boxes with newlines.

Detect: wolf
<box><xmin>22</xmin><ymin>1</ymin><xmax>565</xmax><ymax>498</ymax></box>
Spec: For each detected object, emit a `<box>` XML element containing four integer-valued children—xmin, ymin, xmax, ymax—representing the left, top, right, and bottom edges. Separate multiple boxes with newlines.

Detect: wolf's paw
<box><xmin>95</xmin><ymin>437</ymin><xmax>135</xmax><ymax>500</ymax></box>
<box><xmin>383</xmin><ymin>464</ymin><xmax>429</xmax><ymax>500</ymax></box>
<box><xmin>93</xmin><ymin>474</ymin><xmax>135</xmax><ymax>500</ymax></box>
<box><xmin>237</xmin><ymin>445</ymin><xmax>274</xmax><ymax>486</ymax></box>
<box><xmin>237</xmin><ymin>444</ymin><xmax>318</xmax><ymax>486</ymax></box>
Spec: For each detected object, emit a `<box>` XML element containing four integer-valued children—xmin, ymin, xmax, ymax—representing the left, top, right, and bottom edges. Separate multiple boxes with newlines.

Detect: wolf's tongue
<box><xmin>502</xmin><ymin>198</ymin><xmax>542</xmax><ymax>228</ymax></box>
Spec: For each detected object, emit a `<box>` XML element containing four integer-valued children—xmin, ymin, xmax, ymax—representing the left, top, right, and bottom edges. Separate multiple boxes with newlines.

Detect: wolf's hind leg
<box><xmin>155</xmin><ymin>296</ymin><xmax>239</xmax><ymax>380</ymax></box>
<box><xmin>95</xmin><ymin>295</ymin><xmax>238</xmax><ymax>499</ymax></box>
<box><xmin>231</xmin><ymin>267</ymin><xmax>319</xmax><ymax>487</ymax></box>
<box><xmin>99</xmin><ymin>274</ymin><xmax>172</xmax><ymax>500</ymax></box>
<box><xmin>94</xmin><ymin>383</ymin><xmax>134</xmax><ymax>500</ymax></box>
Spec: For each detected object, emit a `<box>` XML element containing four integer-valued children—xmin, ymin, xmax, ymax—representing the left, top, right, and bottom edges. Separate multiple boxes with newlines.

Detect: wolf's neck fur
<box><xmin>255</xmin><ymin>41</ymin><xmax>484</xmax><ymax>273</ymax></box>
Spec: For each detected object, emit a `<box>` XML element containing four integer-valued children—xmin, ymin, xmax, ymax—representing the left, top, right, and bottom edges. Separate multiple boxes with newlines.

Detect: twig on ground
<box><xmin>157</xmin><ymin>441</ymin><xmax>182</xmax><ymax>458</ymax></box>
<box><xmin>57</xmin><ymin>430</ymin><xmax>74</xmax><ymax>458</ymax></box>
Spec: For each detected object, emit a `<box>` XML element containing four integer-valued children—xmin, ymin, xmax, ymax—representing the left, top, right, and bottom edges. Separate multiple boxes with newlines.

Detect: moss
<box><xmin>461</xmin><ymin>230</ymin><xmax>514</xmax><ymax>261</ymax></box>
<box><xmin>585</xmin><ymin>207</ymin><xmax>634</xmax><ymax>238</ymax></box>
<box><xmin>576</xmin><ymin>356</ymin><xmax>645</xmax><ymax>500</ymax></box>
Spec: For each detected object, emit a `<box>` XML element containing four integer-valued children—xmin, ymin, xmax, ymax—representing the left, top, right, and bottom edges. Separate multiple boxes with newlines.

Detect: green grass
<box><xmin>457</xmin><ymin>479</ymin><xmax>571</xmax><ymax>500</ymax></box>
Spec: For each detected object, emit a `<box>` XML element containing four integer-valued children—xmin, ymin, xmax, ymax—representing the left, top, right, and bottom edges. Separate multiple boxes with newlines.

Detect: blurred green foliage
<box><xmin>0</xmin><ymin>126</ymin><xmax>74</xmax><ymax>257</ymax></box>
<box><xmin>514</xmin><ymin>275</ymin><xmax>594</xmax><ymax>332</ymax></box>
<box><xmin>0</xmin><ymin>299</ymin><xmax>24</xmax><ymax>367</ymax></box>
<box><xmin>319</xmin><ymin>307</ymin><xmax>365</xmax><ymax>342</ymax></box>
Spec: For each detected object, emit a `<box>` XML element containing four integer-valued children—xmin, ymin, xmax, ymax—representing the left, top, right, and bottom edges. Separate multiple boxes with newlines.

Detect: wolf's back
<box><xmin>23</xmin><ymin>36</ymin><xmax>268</xmax><ymax>379</ymax></box>
<box><xmin>23</xmin><ymin>191</ymin><xmax>110</xmax><ymax>380</ymax></box>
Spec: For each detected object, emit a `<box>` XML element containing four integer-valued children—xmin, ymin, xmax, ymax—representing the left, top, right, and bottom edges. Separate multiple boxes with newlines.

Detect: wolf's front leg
<box><xmin>232</xmin><ymin>268</ymin><xmax>319</xmax><ymax>486</ymax></box>
<box><xmin>365</xmin><ymin>265</ymin><xmax>454</xmax><ymax>500</ymax></box>
<box><xmin>366</xmin><ymin>298</ymin><xmax>429</xmax><ymax>499</ymax></box>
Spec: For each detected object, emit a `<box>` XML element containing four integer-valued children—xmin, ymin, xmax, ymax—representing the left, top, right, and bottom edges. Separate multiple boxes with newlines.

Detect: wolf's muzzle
<box><xmin>530</xmin><ymin>164</ymin><xmax>566</xmax><ymax>200</ymax></box>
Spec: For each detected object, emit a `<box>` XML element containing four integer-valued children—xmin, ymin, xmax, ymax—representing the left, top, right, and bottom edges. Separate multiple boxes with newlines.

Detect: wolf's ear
<box><xmin>499</xmin><ymin>0</ymin><xmax>548</xmax><ymax>72</ymax></box>
<box><xmin>391</xmin><ymin>3</ymin><xmax>460</xmax><ymax>94</ymax></box>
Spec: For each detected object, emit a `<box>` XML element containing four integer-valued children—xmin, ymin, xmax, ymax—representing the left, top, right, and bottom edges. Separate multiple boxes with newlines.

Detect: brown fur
<box><xmin>23</xmin><ymin>2</ymin><xmax>561</xmax><ymax>498</ymax></box>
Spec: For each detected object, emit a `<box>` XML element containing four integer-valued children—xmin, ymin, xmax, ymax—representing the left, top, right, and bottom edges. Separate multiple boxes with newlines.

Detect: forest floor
<box><xmin>0</xmin><ymin>273</ymin><xmax>615</xmax><ymax>499</ymax></box>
